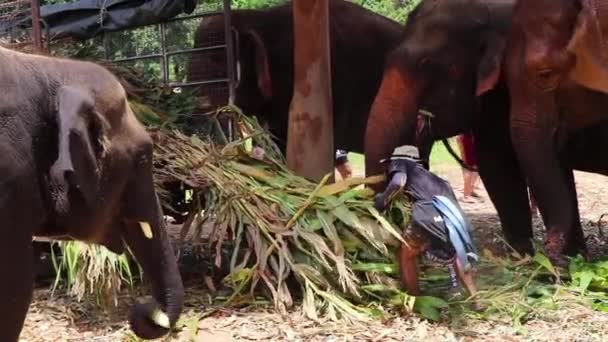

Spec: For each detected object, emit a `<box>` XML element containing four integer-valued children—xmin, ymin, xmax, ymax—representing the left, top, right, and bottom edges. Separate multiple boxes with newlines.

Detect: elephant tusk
<box><xmin>149</xmin><ymin>308</ymin><xmax>171</xmax><ymax>329</ymax></box>
<box><xmin>139</xmin><ymin>222</ymin><xmax>153</xmax><ymax>239</ymax></box>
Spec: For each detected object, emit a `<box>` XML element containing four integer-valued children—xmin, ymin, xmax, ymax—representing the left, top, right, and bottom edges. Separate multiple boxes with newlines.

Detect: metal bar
<box><xmin>30</xmin><ymin>0</ymin><xmax>43</xmax><ymax>51</ymax></box>
<box><xmin>108</xmin><ymin>44</ymin><xmax>227</xmax><ymax>63</ymax></box>
<box><xmin>39</xmin><ymin>18</ymin><xmax>50</xmax><ymax>52</ymax></box>
<box><xmin>103</xmin><ymin>32</ymin><xmax>110</xmax><ymax>60</ymax></box>
<box><xmin>159</xmin><ymin>23</ymin><xmax>169</xmax><ymax>84</ymax></box>
<box><xmin>163</xmin><ymin>10</ymin><xmax>225</xmax><ymax>23</ymax></box>
<box><xmin>165</xmin><ymin>44</ymin><xmax>226</xmax><ymax>56</ymax></box>
<box><xmin>232</xmin><ymin>27</ymin><xmax>241</xmax><ymax>86</ymax></box>
<box><xmin>111</xmin><ymin>54</ymin><xmax>163</xmax><ymax>63</ymax></box>
<box><xmin>286</xmin><ymin>0</ymin><xmax>334</xmax><ymax>181</ymax></box>
<box><xmin>168</xmin><ymin>78</ymin><xmax>230</xmax><ymax>87</ymax></box>
<box><xmin>223</xmin><ymin>0</ymin><xmax>236</xmax><ymax>105</ymax></box>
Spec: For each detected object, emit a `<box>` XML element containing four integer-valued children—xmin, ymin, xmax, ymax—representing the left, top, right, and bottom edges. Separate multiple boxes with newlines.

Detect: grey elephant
<box><xmin>0</xmin><ymin>46</ymin><xmax>183</xmax><ymax>341</ymax></box>
<box><xmin>187</xmin><ymin>0</ymin><xmax>403</xmax><ymax>158</ymax></box>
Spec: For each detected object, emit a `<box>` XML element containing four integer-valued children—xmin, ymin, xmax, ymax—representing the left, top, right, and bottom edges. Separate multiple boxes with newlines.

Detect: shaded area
<box><xmin>0</xmin><ymin>0</ymin><xmax>198</xmax><ymax>41</ymax></box>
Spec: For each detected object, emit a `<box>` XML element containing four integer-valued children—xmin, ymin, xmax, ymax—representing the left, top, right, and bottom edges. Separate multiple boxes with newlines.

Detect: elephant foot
<box><xmin>564</xmin><ymin>228</ymin><xmax>588</xmax><ymax>260</ymax></box>
<box><xmin>508</xmin><ymin>238</ymin><xmax>534</xmax><ymax>258</ymax></box>
<box><xmin>544</xmin><ymin>231</ymin><xmax>569</xmax><ymax>268</ymax></box>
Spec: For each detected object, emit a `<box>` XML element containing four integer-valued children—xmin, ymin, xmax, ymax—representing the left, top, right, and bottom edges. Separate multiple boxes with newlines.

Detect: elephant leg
<box><xmin>0</xmin><ymin>160</ymin><xmax>39</xmax><ymax>340</ymax></box>
<box><xmin>473</xmin><ymin>91</ymin><xmax>534</xmax><ymax>255</ymax></box>
<box><xmin>476</xmin><ymin>142</ymin><xmax>533</xmax><ymax>254</ymax></box>
<box><xmin>505</xmin><ymin>54</ymin><xmax>583</xmax><ymax>265</ymax></box>
<box><xmin>561</xmin><ymin>168</ymin><xmax>586</xmax><ymax>257</ymax></box>
<box><xmin>510</xmin><ymin>120</ymin><xmax>580</xmax><ymax>265</ymax></box>
<box><xmin>0</xmin><ymin>225</ymin><xmax>34</xmax><ymax>341</ymax></box>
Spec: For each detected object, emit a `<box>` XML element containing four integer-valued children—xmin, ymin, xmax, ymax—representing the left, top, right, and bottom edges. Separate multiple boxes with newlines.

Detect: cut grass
<box><xmin>45</xmin><ymin>103</ymin><xmax>607</xmax><ymax>332</ymax></box>
<box><xmin>152</xmin><ymin>107</ymin><xmax>608</xmax><ymax>325</ymax></box>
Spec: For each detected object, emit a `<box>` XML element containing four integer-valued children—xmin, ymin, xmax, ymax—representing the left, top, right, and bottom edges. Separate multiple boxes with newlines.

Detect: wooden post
<box><xmin>286</xmin><ymin>0</ymin><xmax>334</xmax><ymax>182</ymax></box>
<box><xmin>30</xmin><ymin>0</ymin><xmax>43</xmax><ymax>52</ymax></box>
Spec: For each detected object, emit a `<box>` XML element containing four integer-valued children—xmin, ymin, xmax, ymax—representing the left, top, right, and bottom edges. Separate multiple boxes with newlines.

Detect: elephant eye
<box><xmin>534</xmin><ymin>68</ymin><xmax>561</xmax><ymax>91</ymax></box>
<box><xmin>448</xmin><ymin>64</ymin><xmax>464</xmax><ymax>80</ymax></box>
<box><xmin>417</xmin><ymin>57</ymin><xmax>430</xmax><ymax>69</ymax></box>
<box><xmin>537</xmin><ymin>68</ymin><xmax>553</xmax><ymax>80</ymax></box>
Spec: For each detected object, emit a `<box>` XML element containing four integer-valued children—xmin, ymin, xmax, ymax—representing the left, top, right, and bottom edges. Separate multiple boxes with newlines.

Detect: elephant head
<box><xmin>364</xmin><ymin>0</ymin><xmax>514</xmax><ymax>189</ymax></box>
<box><xmin>504</xmin><ymin>0</ymin><xmax>608</xmax><ymax>95</ymax></box>
<box><xmin>46</xmin><ymin>76</ymin><xmax>183</xmax><ymax>340</ymax></box>
<box><xmin>187</xmin><ymin>11</ymin><xmax>276</xmax><ymax>113</ymax></box>
<box><xmin>500</xmin><ymin>0</ymin><xmax>608</xmax><ymax>262</ymax></box>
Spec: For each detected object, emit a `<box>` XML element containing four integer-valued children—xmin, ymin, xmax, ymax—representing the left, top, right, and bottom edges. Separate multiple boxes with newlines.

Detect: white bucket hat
<box><xmin>393</xmin><ymin>145</ymin><xmax>420</xmax><ymax>159</ymax></box>
<box><xmin>380</xmin><ymin>145</ymin><xmax>421</xmax><ymax>164</ymax></box>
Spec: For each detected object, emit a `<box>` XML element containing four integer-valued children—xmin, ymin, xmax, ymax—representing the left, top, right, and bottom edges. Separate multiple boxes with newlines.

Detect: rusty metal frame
<box><xmin>44</xmin><ymin>2</ymin><xmax>237</xmax><ymax>105</ymax></box>
<box><xmin>0</xmin><ymin>0</ymin><xmax>45</xmax><ymax>51</ymax></box>
<box><xmin>222</xmin><ymin>0</ymin><xmax>235</xmax><ymax>105</ymax></box>
<box><xmin>29</xmin><ymin>0</ymin><xmax>42</xmax><ymax>50</ymax></box>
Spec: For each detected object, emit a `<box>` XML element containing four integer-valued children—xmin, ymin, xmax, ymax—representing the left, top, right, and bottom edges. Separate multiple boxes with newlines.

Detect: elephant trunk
<box><xmin>123</xmin><ymin>205</ymin><xmax>184</xmax><ymax>340</ymax></box>
<box><xmin>365</xmin><ymin>66</ymin><xmax>423</xmax><ymax>191</ymax></box>
<box><xmin>122</xmin><ymin>148</ymin><xmax>185</xmax><ymax>340</ymax></box>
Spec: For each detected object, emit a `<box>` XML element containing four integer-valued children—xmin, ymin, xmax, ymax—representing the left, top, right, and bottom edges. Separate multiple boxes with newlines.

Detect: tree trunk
<box><xmin>287</xmin><ymin>0</ymin><xmax>334</xmax><ymax>182</ymax></box>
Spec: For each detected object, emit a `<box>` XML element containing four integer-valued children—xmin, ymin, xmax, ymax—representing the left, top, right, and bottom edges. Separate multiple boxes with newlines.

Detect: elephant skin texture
<box><xmin>365</xmin><ymin>0</ymin><xmax>516</xmax><ymax>184</ymax></box>
<box><xmin>363</xmin><ymin>0</ymin><xmax>539</xmax><ymax>259</ymax></box>
<box><xmin>0</xmin><ymin>46</ymin><xmax>183</xmax><ymax>341</ymax></box>
<box><xmin>186</xmin><ymin>0</ymin><xmax>404</xmax><ymax>155</ymax></box>
<box><xmin>366</xmin><ymin>0</ymin><xmax>608</xmax><ymax>266</ymax></box>
<box><xmin>503</xmin><ymin>0</ymin><xmax>608</xmax><ymax>264</ymax></box>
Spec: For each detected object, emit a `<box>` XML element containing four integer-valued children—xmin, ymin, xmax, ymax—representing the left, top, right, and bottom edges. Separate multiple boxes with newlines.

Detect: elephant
<box><xmin>0</xmin><ymin>46</ymin><xmax>183</xmax><ymax>341</ymax></box>
<box><xmin>365</xmin><ymin>0</ymin><xmax>608</xmax><ymax>265</ymax></box>
<box><xmin>364</xmin><ymin>0</ymin><xmax>533</xmax><ymax>254</ymax></box>
<box><xmin>187</xmin><ymin>0</ymin><xmax>404</xmax><ymax>160</ymax></box>
<box><xmin>501</xmin><ymin>0</ymin><xmax>608</xmax><ymax>263</ymax></box>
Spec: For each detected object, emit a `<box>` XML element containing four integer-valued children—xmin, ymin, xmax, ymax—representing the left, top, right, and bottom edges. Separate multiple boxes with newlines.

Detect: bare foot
<box><xmin>470</xmin><ymin>191</ymin><xmax>483</xmax><ymax>199</ymax></box>
<box><xmin>459</xmin><ymin>195</ymin><xmax>477</xmax><ymax>204</ymax></box>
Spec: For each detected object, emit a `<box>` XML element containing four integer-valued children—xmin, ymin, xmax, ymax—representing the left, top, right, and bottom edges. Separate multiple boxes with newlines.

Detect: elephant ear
<box><xmin>245</xmin><ymin>29</ymin><xmax>273</xmax><ymax>100</ymax></box>
<box><xmin>566</xmin><ymin>0</ymin><xmax>608</xmax><ymax>94</ymax></box>
<box><xmin>50</xmin><ymin>86</ymin><xmax>107</xmax><ymax>210</ymax></box>
<box><xmin>476</xmin><ymin>31</ymin><xmax>505</xmax><ymax>96</ymax></box>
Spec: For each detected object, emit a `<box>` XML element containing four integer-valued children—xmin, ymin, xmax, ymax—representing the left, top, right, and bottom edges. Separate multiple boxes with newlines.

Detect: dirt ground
<box><xmin>20</xmin><ymin>166</ymin><xmax>608</xmax><ymax>341</ymax></box>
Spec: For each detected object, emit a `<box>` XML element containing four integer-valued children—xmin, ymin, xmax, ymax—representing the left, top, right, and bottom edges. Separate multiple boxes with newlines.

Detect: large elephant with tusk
<box><xmin>0</xmin><ymin>46</ymin><xmax>183</xmax><ymax>341</ymax></box>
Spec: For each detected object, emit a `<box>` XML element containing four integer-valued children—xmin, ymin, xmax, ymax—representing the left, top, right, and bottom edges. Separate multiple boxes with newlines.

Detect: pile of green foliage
<box><xmin>50</xmin><ymin>101</ymin><xmax>608</xmax><ymax>324</ymax></box>
<box><xmin>152</xmin><ymin>109</ymin><xmax>417</xmax><ymax>321</ymax></box>
<box><xmin>43</xmin><ymin>0</ymin><xmax>608</xmax><ymax>326</ymax></box>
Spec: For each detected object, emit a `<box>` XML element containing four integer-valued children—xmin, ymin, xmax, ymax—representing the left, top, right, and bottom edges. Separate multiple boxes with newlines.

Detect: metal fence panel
<box><xmin>0</xmin><ymin>0</ymin><xmax>40</xmax><ymax>51</ymax></box>
<box><xmin>82</xmin><ymin>0</ymin><xmax>235</xmax><ymax>113</ymax></box>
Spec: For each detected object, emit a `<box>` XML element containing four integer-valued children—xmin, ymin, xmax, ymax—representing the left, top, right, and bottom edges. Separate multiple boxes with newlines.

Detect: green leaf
<box><xmin>414</xmin><ymin>296</ymin><xmax>448</xmax><ymax>321</ymax></box>
<box><xmin>351</xmin><ymin>262</ymin><xmax>399</xmax><ymax>275</ymax></box>
<box><xmin>332</xmin><ymin>204</ymin><xmax>387</xmax><ymax>255</ymax></box>
<box><xmin>533</xmin><ymin>253</ymin><xmax>558</xmax><ymax>277</ymax></box>
<box><xmin>367</xmin><ymin>206</ymin><xmax>405</xmax><ymax>244</ymax></box>
<box><xmin>224</xmin><ymin>267</ymin><xmax>253</xmax><ymax>284</ymax></box>
<box><xmin>576</xmin><ymin>270</ymin><xmax>595</xmax><ymax>294</ymax></box>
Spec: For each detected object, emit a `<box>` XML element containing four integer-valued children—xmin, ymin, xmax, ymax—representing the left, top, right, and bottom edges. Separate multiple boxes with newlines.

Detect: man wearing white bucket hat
<box><xmin>335</xmin><ymin>149</ymin><xmax>353</xmax><ymax>180</ymax></box>
<box><xmin>375</xmin><ymin>145</ymin><xmax>478</xmax><ymax>298</ymax></box>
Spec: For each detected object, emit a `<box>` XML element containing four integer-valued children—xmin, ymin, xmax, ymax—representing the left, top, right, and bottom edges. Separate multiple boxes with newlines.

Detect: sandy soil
<box><xmin>20</xmin><ymin>167</ymin><xmax>608</xmax><ymax>341</ymax></box>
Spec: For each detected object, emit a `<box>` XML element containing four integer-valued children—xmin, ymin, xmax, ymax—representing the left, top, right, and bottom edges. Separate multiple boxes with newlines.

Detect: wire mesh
<box><xmin>40</xmin><ymin>0</ymin><xmax>233</xmax><ymax>118</ymax></box>
<box><xmin>105</xmin><ymin>24</ymin><xmax>162</xmax><ymax>61</ymax></box>
<box><xmin>96</xmin><ymin>1</ymin><xmax>231</xmax><ymax>107</ymax></box>
<box><xmin>0</xmin><ymin>0</ymin><xmax>34</xmax><ymax>48</ymax></box>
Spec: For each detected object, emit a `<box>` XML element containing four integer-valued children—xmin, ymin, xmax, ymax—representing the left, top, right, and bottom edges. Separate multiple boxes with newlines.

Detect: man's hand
<box><xmin>374</xmin><ymin>172</ymin><xmax>407</xmax><ymax>211</ymax></box>
<box><xmin>335</xmin><ymin>161</ymin><xmax>353</xmax><ymax>180</ymax></box>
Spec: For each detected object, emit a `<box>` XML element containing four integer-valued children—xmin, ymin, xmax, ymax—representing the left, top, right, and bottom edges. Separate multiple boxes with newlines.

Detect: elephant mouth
<box><xmin>418</xmin><ymin>101</ymin><xmax>470</xmax><ymax>137</ymax></box>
